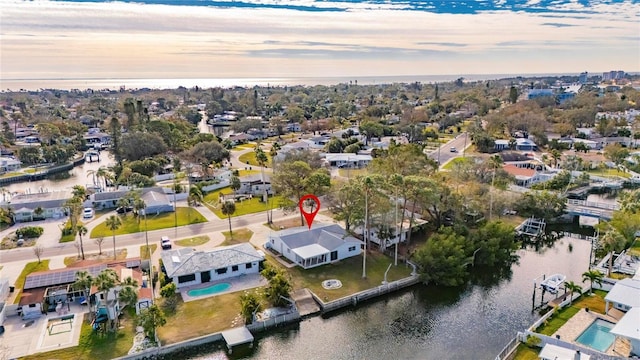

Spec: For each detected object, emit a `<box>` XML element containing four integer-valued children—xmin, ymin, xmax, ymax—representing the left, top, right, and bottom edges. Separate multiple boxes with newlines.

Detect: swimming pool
<box><xmin>575</xmin><ymin>318</ymin><xmax>616</xmax><ymax>352</ymax></box>
<box><xmin>187</xmin><ymin>282</ymin><xmax>231</xmax><ymax>297</ymax></box>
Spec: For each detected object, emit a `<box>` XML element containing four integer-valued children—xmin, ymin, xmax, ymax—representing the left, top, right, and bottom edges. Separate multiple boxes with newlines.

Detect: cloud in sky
<box><xmin>0</xmin><ymin>0</ymin><xmax>638</xmax><ymax>83</ymax></box>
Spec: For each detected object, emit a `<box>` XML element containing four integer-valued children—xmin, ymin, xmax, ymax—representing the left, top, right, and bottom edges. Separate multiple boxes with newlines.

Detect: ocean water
<box><xmin>50</xmin><ymin>0</ymin><xmax>636</xmax><ymax>14</ymax></box>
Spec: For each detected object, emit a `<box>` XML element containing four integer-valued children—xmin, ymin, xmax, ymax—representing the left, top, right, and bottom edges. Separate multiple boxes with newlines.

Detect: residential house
<box><xmin>91</xmin><ymin>186</ymin><xmax>166</xmax><ymax>210</ymax></box>
<box><xmin>238</xmin><ymin>173</ymin><xmax>272</xmax><ymax>196</ymax></box>
<box><xmin>1</xmin><ymin>190</ymin><xmax>72</xmax><ymax>222</ymax></box>
<box><xmin>275</xmin><ymin>140</ymin><xmax>313</xmax><ymax>161</ymax></box>
<box><xmin>527</xmin><ymin>89</ymin><xmax>554</xmax><ymax>100</ymax></box>
<box><xmin>83</xmin><ymin>131</ymin><xmax>111</xmax><ymax>145</ymax></box>
<box><xmin>576</xmin><ymin>128</ymin><xmax>595</xmax><ymax>138</ymax></box>
<box><xmin>228</xmin><ymin>133</ymin><xmax>250</xmax><ymax>145</ymax></box>
<box><xmin>323</xmin><ymin>153</ymin><xmax>372</xmax><ymax>168</ymax></box>
<box><xmin>611</xmin><ymin>307</ymin><xmax>640</xmax><ymax>356</ymax></box>
<box><xmin>604</xmin><ymin>278</ymin><xmax>640</xmax><ymax>313</ymax></box>
<box><xmin>352</xmin><ymin>208</ymin><xmax>426</xmax><ymax>249</ymax></box>
<box><xmin>140</xmin><ymin>190</ymin><xmax>174</xmax><ymax>216</ymax></box>
<box><xmin>0</xmin><ymin>157</ymin><xmax>21</xmax><ymax>174</ymax></box>
<box><xmin>515</xmin><ymin>138</ymin><xmax>538</xmax><ymax>151</ymax></box>
<box><xmin>266</xmin><ymin>223</ymin><xmax>363</xmax><ymax>269</ymax></box>
<box><xmin>538</xmin><ymin>344</ymin><xmax>591</xmax><ymax>360</ymax></box>
<box><xmin>160</xmin><ymin>243</ymin><xmax>265</xmax><ymax>289</ymax></box>
<box><xmin>571</xmin><ymin>138</ymin><xmax>600</xmax><ymax>150</ymax></box>
<box><xmin>502</xmin><ymin>164</ymin><xmax>549</xmax><ymax>187</ymax></box>
<box><xmin>494</xmin><ymin>139</ymin><xmax>510</xmax><ymax>151</ymax></box>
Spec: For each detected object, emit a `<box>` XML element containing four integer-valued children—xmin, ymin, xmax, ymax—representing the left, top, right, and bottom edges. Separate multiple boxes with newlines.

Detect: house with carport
<box><xmin>160</xmin><ymin>243</ymin><xmax>265</xmax><ymax>289</ymax></box>
<box><xmin>266</xmin><ymin>223</ymin><xmax>363</xmax><ymax>269</ymax></box>
<box><xmin>139</xmin><ymin>190</ymin><xmax>174</xmax><ymax>215</ymax></box>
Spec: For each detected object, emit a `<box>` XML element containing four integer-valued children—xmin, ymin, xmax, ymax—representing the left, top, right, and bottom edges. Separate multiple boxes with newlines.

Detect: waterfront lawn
<box><xmin>13</xmin><ymin>260</ymin><xmax>50</xmax><ymax>304</ymax></box>
<box><xmin>238</xmin><ymin>151</ymin><xmax>272</xmax><ymax>167</ymax></box>
<box><xmin>140</xmin><ymin>244</ymin><xmax>157</xmax><ymax>260</ymax></box>
<box><xmin>221</xmin><ymin>228</ymin><xmax>253</xmax><ymax>245</ymax></box>
<box><xmin>536</xmin><ymin>290</ymin><xmax>607</xmax><ymax>336</ymax></box>
<box><xmin>204</xmin><ymin>187</ymin><xmax>289</xmax><ymax>219</ymax></box>
<box><xmin>512</xmin><ymin>343</ymin><xmax>540</xmax><ymax>360</ymax></box>
<box><xmin>175</xmin><ymin>235</ymin><xmax>210</xmax><ymax>247</ymax></box>
<box><xmin>89</xmin><ymin>207</ymin><xmax>206</xmax><ymax>238</ymax></box>
<box><xmin>157</xmin><ymin>292</ymin><xmax>244</xmax><ymax>344</ymax></box>
<box><xmin>270</xmin><ymin>252</ymin><xmax>413</xmax><ymax>302</ymax></box>
<box><xmin>22</xmin><ymin>310</ymin><xmax>135</xmax><ymax>360</ymax></box>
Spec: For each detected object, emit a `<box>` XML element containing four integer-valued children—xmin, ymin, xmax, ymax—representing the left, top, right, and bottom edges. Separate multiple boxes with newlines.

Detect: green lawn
<box><xmin>628</xmin><ymin>241</ymin><xmax>640</xmax><ymax>257</ymax></box>
<box><xmin>512</xmin><ymin>343</ymin><xmax>540</xmax><ymax>360</ymax></box>
<box><xmin>236</xmin><ymin>169</ymin><xmax>261</xmax><ymax>177</ymax></box>
<box><xmin>442</xmin><ymin>157</ymin><xmax>469</xmax><ymax>170</ymax></box>
<box><xmin>535</xmin><ymin>290</ymin><xmax>607</xmax><ymax>335</ymax></box>
<box><xmin>89</xmin><ymin>207</ymin><xmax>206</xmax><ymax>238</ymax></box>
<box><xmin>203</xmin><ymin>187</ymin><xmax>289</xmax><ymax>218</ymax></box>
<box><xmin>140</xmin><ymin>244</ymin><xmax>157</xmax><ymax>260</ymax></box>
<box><xmin>268</xmin><ymin>251</ymin><xmax>413</xmax><ymax>302</ymax></box>
<box><xmin>587</xmin><ymin>168</ymin><xmax>632</xmax><ymax>178</ymax></box>
<box><xmin>14</xmin><ymin>260</ymin><xmax>50</xmax><ymax>304</ymax></box>
<box><xmin>238</xmin><ymin>151</ymin><xmax>272</xmax><ymax>167</ymax></box>
<box><xmin>22</xmin><ymin>310</ymin><xmax>136</xmax><ymax>360</ymax></box>
<box><xmin>157</xmin><ymin>292</ymin><xmax>245</xmax><ymax>344</ymax></box>
<box><xmin>221</xmin><ymin>228</ymin><xmax>253</xmax><ymax>245</ymax></box>
<box><xmin>175</xmin><ymin>235</ymin><xmax>210</xmax><ymax>247</ymax></box>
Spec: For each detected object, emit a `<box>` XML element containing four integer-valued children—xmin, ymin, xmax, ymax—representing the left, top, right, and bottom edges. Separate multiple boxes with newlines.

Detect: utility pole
<box><xmin>362</xmin><ymin>179</ymin><xmax>370</xmax><ymax>279</ymax></box>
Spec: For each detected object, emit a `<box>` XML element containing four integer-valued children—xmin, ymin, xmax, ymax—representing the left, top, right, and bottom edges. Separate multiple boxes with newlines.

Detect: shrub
<box><xmin>525</xmin><ymin>335</ymin><xmax>542</xmax><ymax>348</ymax></box>
<box><xmin>16</xmin><ymin>226</ymin><xmax>44</xmax><ymax>239</ymax></box>
<box><xmin>160</xmin><ymin>283</ymin><xmax>177</xmax><ymax>298</ymax></box>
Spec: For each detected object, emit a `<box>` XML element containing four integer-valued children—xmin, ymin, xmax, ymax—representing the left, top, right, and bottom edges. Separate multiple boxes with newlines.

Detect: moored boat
<box><xmin>540</xmin><ymin>274</ymin><xmax>566</xmax><ymax>294</ymax></box>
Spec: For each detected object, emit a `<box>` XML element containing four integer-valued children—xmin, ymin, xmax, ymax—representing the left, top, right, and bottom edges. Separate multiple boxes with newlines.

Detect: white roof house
<box><xmin>605</xmin><ymin>278</ymin><xmax>640</xmax><ymax>314</ymax></box>
<box><xmin>266</xmin><ymin>223</ymin><xmax>363</xmax><ymax>269</ymax></box>
<box><xmin>160</xmin><ymin>243</ymin><xmax>265</xmax><ymax>288</ymax></box>
<box><xmin>610</xmin><ymin>307</ymin><xmax>640</xmax><ymax>356</ymax></box>
<box><xmin>515</xmin><ymin>138</ymin><xmax>537</xmax><ymax>151</ymax></box>
<box><xmin>538</xmin><ymin>344</ymin><xmax>591</xmax><ymax>360</ymax></box>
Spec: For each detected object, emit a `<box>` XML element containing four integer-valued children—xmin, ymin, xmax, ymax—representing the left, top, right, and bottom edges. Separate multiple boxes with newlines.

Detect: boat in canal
<box><xmin>540</xmin><ymin>273</ymin><xmax>566</xmax><ymax>294</ymax></box>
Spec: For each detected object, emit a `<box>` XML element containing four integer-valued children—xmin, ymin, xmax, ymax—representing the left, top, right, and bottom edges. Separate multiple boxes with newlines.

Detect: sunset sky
<box><xmin>1</xmin><ymin>0</ymin><xmax>638</xmax><ymax>87</ymax></box>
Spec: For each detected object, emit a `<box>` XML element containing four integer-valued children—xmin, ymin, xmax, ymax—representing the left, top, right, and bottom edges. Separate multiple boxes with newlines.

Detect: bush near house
<box><xmin>16</xmin><ymin>226</ymin><xmax>44</xmax><ymax>238</ymax></box>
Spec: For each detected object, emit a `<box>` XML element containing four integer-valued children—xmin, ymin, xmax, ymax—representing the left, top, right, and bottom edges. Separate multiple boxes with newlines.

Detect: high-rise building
<box><xmin>579</xmin><ymin>71</ymin><xmax>588</xmax><ymax>84</ymax></box>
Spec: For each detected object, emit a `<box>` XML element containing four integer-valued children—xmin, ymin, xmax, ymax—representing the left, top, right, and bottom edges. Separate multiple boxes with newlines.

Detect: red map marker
<box><xmin>299</xmin><ymin>194</ymin><xmax>320</xmax><ymax>230</ymax></box>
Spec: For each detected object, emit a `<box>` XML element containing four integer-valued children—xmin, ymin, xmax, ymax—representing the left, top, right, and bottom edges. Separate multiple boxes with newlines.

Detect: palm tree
<box><xmin>255</xmin><ymin>147</ymin><xmax>269</xmax><ymax>221</ymax></box>
<box><xmin>76</xmin><ymin>224</ymin><xmax>88</xmax><ymax>260</ymax></box>
<box><xmin>619</xmin><ymin>189</ymin><xmax>640</xmax><ymax>214</ymax></box>
<box><xmin>71</xmin><ymin>185</ymin><xmax>87</xmax><ymax>200</ymax></box>
<box><xmin>96</xmin><ymin>166</ymin><xmax>110</xmax><ymax>191</ymax></box>
<box><xmin>117</xmin><ymin>286</ymin><xmax>138</xmax><ymax>311</ymax></box>
<box><xmin>73</xmin><ymin>270</ymin><xmax>93</xmax><ymax>301</ymax></box>
<box><xmin>488</xmin><ymin>155</ymin><xmax>503</xmax><ymax>220</ymax></box>
<box><xmin>230</xmin><ymin>176</ymin><xmax>241</xmax><ymax>196</ymax></box>
<box><xmin>581</xmin><ymin>269</ymin><xmax>604</xmax><ymax>295</ymax></box>
<box><xmin>94</xmin><ymin>269</ymin><xmax>119</xmax><ymax>330</ymax></box>
<box><xmin>221</xmin><ymin>201</ymin><xmax>236</xmax><ymax>237</ymax></box>
<box><xmin>599</xmin><ymin>229</ymin><xmax>626</xmax><ymax>277</ymax></box>
<box><xmin>106</xmin><ymin>215</ymin><xmax>122</xmax><ymax>260</ymax></box>
<box><xmin>133</xmin><ymin>197</ymin><xmax>146</xmax><ymax>225</ymax></box>
<box><xmin>550</xmin><ymin>149</ymin><xmax>562</xmax><ymax>168</ymax></box>
<box><xmin>116</xmin><ymin>197</ymin><xmax>131</xmax><ymax>217</ymax></box>
<box><xmin>564</xmin><ymin>281</ymin><xmax>582</xmax><ymax>304</ymax></box>
<box><xmin>188</xmin><ymin>186</ymin><xmax>203</xmax><ymax>206</ymax></box>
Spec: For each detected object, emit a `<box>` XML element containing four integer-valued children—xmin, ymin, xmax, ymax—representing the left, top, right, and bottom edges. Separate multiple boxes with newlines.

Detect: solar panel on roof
<box><xmin>23</xmin><ymin>264</ymin><xmax>107</xmax><ymax>290</ymax></box>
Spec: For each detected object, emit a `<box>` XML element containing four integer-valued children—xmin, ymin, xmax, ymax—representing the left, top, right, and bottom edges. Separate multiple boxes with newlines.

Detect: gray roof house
<box><xmin>266</xmin><ymin>223</ymin><xmax>363</xmax><ymax>269</ymax></box>
<box><xmin>1</xmin><ymin>190</ymin><xmax>72</xmax><ymax>222</ymax></box>
<box><xmin>238</xmin><ymin>173</ymin><xmax>272</xmax><ymax>196</ymax></box>
<box><xmin>160</xmin><ymin>243</ymin><xmax>265</xmax><ymax>289</ymax></box>
<box><xmin>91</xmin><ymin>187</ymin><xmax>166</xmax><ymax>210</ymax></box>
<box><xmin>140</xmin><ymin>190</ymin><xmax>174</xmax><ymax>215</ymax></box>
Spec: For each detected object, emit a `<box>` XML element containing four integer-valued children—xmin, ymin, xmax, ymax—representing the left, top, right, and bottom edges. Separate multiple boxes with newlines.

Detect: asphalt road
<box><xmin>2</xmin><ymin>208</ymin><xmax>292</xmax><ymax>263</ymax></box>
<box><xmin>428</xmin><ymin>132</ymin><xmax>470</xmax><ymax>166</ymax></box>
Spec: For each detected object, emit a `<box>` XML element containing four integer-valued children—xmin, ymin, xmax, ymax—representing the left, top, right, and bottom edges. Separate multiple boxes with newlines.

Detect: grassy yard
<box><xmin>13</xmin><ymin>260</ymin><xmax>50</xmax><ymax>304</ymax></box>
<box><xmin>238</xmin><ymin>151</ymin><xmax>272</xmax><ymax>167</ymax></box>
<box><xmin>140</xmin><ymin>244</ymin><xmax>157</xmax><ymax>260</ymax></box>
<box><xmin>203</xmin><ymin>187</ymin><xmax>289</xmax><ymax>219</ymax></box>
<box><xmin>22</xmin><ymin>310</ymin><xmax>136</xmax><ymax>360</ymax></box>
<box><xmin>628</xmin><ymin>241</ymin><xmax>640</xmax><ymax>257</ymax></box>
<box><xmin>221</xmin><ymin>228</ymin><xmax>253</xmax><ymax>246</ymax></box>
<box><xmin>586</xmin><ymin>168</ymin><xmax>632</xmax><ymax>178</ymax></box>
<box><xmin>89</xmin><ymin>207</ymin><xmax>206</xmax><ymax>238</ymax></box>
<box><xmin>157</xmin><ymin>293</ymin><xmax>244</xmax><ymax>344</ymax></box>
<box><xmin>175</xmin><ymin>235</ymin><xmax>210</xmax><ymax>247</ymax></box>
<box><xmin>236</xmin><ymin>169</ymin><xmax>261</xmax><ymax>177</ymax></box>
<box><xmin>442</xmin><ymin>157</ymin><xmax>469</xmax><ymax>170</ymax></box>
<box><xmin>268</xmin><ymin>251</ymin><xmax>413</xmax><ymax>302</ymax></box>
<box><xmin>512</xmin><ymin>343</ymin><xmax>540</xmax><ymax>360</ymax></box>
<box><xmin>535</xmin><ymin>290</ymin><xmax>607</xmax><ymax>336</ymax></box>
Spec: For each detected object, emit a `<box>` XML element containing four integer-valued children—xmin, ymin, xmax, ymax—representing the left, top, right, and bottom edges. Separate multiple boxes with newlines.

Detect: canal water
<box><xmin>180</xmin><ymin>237</ymin><xmax>591</xmax><ymax>360</ymax></box>
<box><xmin>4</xmin><ymin>153</ymin><xmax>116</xmax><ymax>194</ymax></box>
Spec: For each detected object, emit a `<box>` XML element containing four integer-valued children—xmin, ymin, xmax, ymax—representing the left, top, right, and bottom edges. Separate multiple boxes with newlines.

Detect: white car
<box><xmin>161</xmin><ymin>236</ymin><xmax>172</xmax><ymax>250</ymax></box>
<box><xmin>82</xmin><ymin>208</ymin><xmax>94</xmax><ymax>219</ymax></box>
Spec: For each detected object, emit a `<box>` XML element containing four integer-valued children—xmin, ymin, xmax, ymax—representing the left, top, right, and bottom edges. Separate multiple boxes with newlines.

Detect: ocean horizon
<box><xmin>1</xmin><ymin>73</ymin><xmax>587</xmax><ymax>92</ymax></box>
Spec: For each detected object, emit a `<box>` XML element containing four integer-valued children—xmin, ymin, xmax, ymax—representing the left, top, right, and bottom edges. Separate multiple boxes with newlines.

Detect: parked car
<box><xmin>450</xmin><ymin>147</ymin><xmax>457</xmax><ymax>152</ymax></box>
<box><xmin>82</xmin><ymin>208</ymin><xmax>94</xmax><ymax>219</ymax></box>
<box><xmin>161</xmin><ymin>236</ymin><xmax>172</xmax><ymax>250</ymax></box>
<box><xmin>116</xmin><ymin>206</ymin><xmax>133</xmax><ymax>214</ymax></box>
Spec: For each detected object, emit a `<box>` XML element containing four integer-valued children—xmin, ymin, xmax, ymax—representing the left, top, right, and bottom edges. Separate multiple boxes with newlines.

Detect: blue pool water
<box><xmin>187</xmin><ymin>283</ymin><xmax>231</xmax><ymax>297</ymax></box>
<box><xmin>575</xmin><ymin>319</ymin><xmax>616</xmax><ymax>352</ymax></box>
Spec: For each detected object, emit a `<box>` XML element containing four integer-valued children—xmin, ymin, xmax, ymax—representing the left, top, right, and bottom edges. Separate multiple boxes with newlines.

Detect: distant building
<box><xmin>527</xmin><ymin>89</ymin><xmax>554</xmax><ymax>100</ymax></box>
<box><xmin>602</xmin><ymin>70</ymin><xmax>626</xmax><ymax>81</ymax></box>
<box><xmin>579</xmin><ymin>71</ymin><xmax>588</xmax><ymax>84</ymax></box>
<box><xmin>0</xmin><ymin>157</ymin><xmax>21</xmax><ymax>174</ymax></box>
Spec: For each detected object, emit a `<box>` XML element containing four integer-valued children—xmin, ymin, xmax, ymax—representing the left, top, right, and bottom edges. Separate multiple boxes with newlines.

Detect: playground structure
<box><xmin>91</xmin><ymin>307</ymin><xmax>109</xmax><ymax>332</ymax></box>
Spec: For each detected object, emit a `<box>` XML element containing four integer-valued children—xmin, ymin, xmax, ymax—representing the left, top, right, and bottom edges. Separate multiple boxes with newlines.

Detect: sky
<box><xmin>0</xmin><ymin>0</ymin><xmax>639</xmax><ymax>88</ymax></box>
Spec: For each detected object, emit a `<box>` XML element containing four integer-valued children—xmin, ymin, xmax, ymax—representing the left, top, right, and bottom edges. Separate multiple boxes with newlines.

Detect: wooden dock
<box><xmin>221</xmin><ymin>326</ymin><xmax>253</xmax><ymax>353</ymax></box>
